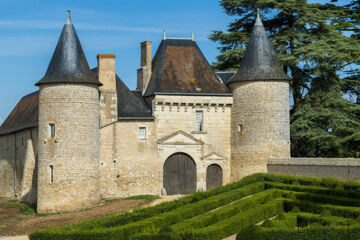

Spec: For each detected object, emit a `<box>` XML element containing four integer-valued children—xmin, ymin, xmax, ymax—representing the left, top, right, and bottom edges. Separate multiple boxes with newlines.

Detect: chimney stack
<box><xmin>137</xmin><ymin>41</ymin><xmax>152</xmax><ymax>93</ymax></box>
<box><xmin>97</xmin><ymin>54</ymin><xmax>116</xmax><ymax>91</ymax></box>
<box><xmin>97</xmin><ymin>54</ymin><xmax>118</xmax><ymax>126</ymax></box>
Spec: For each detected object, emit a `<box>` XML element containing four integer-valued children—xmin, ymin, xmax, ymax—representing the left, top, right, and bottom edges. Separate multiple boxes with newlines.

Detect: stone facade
<box><xmin>154</xmin><ymin>95</ymin><xmax>232</xmax><ymax>191</ymax></box>
<box><xmin>0</xmin><ymin>128</ymin><xmax>37</xmax><ymax>200</ymax></box>
<box><xmin>37</xmin><ymin>84</ymin><xmax>100</xmax><ymax>213</ymax></box>
<box><xmin>98</xmin><ymin>94</ymin><xmax>233</xmax><ymax>197</ymax></box>
<box><xmin>98</xmin><ymin>54</ymin><xmax>118</xmax><ymax>127</ymax></box>
<box><xmin>268</xmin><ymin>158</ymin><xmax>360</xmax><ymax>181</ymax></box>
<box><xmin>99</xmin><ymin>119</ymin><xmax>159</xmax><ymax>197</ymax></box>
<box><xmin>229</xmin><ymin>81</ymin><xmax>290</xmax><ymax>181</ymax></box>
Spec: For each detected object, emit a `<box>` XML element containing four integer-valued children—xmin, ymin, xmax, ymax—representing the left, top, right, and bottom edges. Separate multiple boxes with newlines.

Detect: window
<box><xmin>139</xmin><ymin>127</ymin><xmax>146</xmax><ymax>140</ymax></box>
<box><xmin>195</xmin><ymin>111</ymin><xmax>203</xmax><ymax>131</ymax></box>
<box><xmin>49</xmin><ymin>165</ymin><xmax>54</xmax><ymax>184</ymax></box>
<box><xmin>238</xmin><ymin>124</ymin><xmax>243</xmax><ymax>133</ymax></box>
<box><xmin>49</xmin><ymin>123</ymin><xmax>55</xmax><ymax>138</ymax></box>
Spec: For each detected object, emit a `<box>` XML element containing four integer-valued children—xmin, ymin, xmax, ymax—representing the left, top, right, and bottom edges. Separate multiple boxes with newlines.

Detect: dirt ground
<box><xmin>0</xmin><ymin>198</ymin><xmax>147</xmax><ymax>236</ymax></box>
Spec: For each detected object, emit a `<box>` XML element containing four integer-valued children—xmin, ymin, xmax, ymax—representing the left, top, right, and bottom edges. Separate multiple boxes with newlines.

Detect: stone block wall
<box><xmin>154</xmin><ymin>95</ymin><xmax>233</xmax><ymax>189</ymax></box>
<box><xmin>37</xmin><ymin>84</ymin><xmax>100</xmax><ymax>213</ymax></box>
<box><xmin>99</xmin><ymin>119</ymin><xmax>159</xmax><ymax>197</ymax></box>
<box><xmin>229</xmin><ymin>81</ymin><xmax>290</xmax><ymax>181</ymax></box>
<box><xmin>0</xmin><ymin>128</ymin><xmax>37</xmax><ymax>199</ymax></box>
<box><xmin>267</xmin><ymin>158</ymin><xmax>360</xmax><ymax>181</ymax></box>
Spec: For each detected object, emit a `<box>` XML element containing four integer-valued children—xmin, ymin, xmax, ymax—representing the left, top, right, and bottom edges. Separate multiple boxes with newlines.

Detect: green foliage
<box><xmin>124</xmin><ymin>195</ymin><xmax>160</xmax><ymax>203</ymax></box>
<box><xmin>19</xmin><ymin>204</ymin><xmax>36</xmax><ymax>215</ymax></box>
<box><xmin>210</xmin><ymin>0</ymin><xmax>360</xmax><ymax>157</ymax></box>
<box><xmin>320</xmin><ymin>209</ymin><xmax>332</xmax><ymax>217</ymax></box>
<box><xmin>29</xmin><ymin>174</ymin><xmax>360</xmax><ymax>240</ymax></box>
<box><xmin>291</xmin><ymin>206</ymin><xmax>300</xmax><ymax>213</ymax></box>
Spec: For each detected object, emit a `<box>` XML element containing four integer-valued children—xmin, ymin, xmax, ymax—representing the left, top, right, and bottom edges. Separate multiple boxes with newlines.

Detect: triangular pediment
<box><xmin>202</xmin><ymin>152</ymin><xmax>227</xmax><ymax>161</ymax></box>
<box><xmin>158</xmin><ymin>130</ymin><xmax>203</xmax><ymax>145</ymax></box>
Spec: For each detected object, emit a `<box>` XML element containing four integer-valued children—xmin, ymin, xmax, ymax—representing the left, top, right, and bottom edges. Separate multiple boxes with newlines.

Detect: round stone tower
<box><xmin>36</xmin><ymin>11</ymin><xmax>102</xmax><ymax>213</ymax></box>
<box><xmin>228</xmin><ymin>10</ymin><xmax>290</xmax><ymax>181</ymax></box>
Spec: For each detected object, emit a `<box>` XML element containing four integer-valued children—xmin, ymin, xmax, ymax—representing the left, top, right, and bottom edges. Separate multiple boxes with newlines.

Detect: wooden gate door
<box><xmin>163</xmin><ymin>153</ymin><xmax>196</xmax><ymax>195</ymax></box>
<box><xmin>206</xmin><ymin>164</ymin><xmax>223</xmax><ymax>190</ymax></box>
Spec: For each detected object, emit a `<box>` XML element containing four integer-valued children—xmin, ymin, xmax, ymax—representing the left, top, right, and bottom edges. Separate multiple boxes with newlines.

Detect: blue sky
<box><xmin>0</xmin><ymin>0</ymin><xmax>350</xmax><ymax>124</ymax></box>
<box><xmin>0</xmin><ymin>0</ymin><xmax>235</xmax><ymax>124</ymax></box>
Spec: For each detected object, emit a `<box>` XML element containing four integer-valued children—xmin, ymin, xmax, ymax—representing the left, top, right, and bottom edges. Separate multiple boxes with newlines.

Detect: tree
<box><xmin>210</xmin><ymin>0</ymin><xmax>360</xmax><ymax>157</ymax></box>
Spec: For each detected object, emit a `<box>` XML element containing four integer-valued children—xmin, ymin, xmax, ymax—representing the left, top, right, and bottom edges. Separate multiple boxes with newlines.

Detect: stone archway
<box><xmin>206</xmin><ymin>164</ymin><xmax>223</xmax><ymax>190</ymax></box>
<box><xmin>163</xmin><ymin>153</ymin><xmax>196</xmax><ymax>195</ymax></box>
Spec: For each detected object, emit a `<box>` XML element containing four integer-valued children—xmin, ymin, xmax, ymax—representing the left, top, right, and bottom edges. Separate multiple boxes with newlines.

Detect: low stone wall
<box><xmin>267</xmin><ymin>158</ymin><xmax>360</xmax><ymax>181</ymax></box>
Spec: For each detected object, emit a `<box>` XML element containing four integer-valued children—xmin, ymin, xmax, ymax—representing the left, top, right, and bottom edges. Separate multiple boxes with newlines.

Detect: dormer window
<box><xmin>49</xmin><ymin>123</ymin><xmax>55</xmax><ymax>138</ymax></box>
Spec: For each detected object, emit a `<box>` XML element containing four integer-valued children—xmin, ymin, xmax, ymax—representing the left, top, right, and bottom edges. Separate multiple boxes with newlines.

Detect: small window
<box><xmin>49</xmin><ymin>123</ymin><xmax>55</xmax><ymax>138</ymax></box>
<box><xmin>238</xmin><ymin>124</ymin><xmax>243</xmax><ymax>133</ymax></box>
<box><xmin>49</xmin><ymin>165</ymin><xmax>54</xmax><ymax>184</ymax></box>
<box><xmin>139</xmin><ymin>127</ymin><xmax>146</xmax><ymax>140</ymax></box>
<box><xmin>195</xmin><ymin>111</ymin><xmax>203</xmax><ymax>131</ymax></box>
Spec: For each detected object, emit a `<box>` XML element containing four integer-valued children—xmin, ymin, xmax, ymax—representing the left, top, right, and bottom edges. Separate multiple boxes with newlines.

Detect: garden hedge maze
<box><xmin>29</xmin><ymin>173</ymin><xmax>360</xmax><ymax>240</ymax></box>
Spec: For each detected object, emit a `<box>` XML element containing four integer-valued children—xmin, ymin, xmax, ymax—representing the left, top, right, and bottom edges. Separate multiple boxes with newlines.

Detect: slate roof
<box><xmin>216</xmin><ymin>72</ymin><xmax>235</xmax><ymax>84</ymax></box>
<box><xmin>36</xmin><ymin>11</ymin><xmax>100</xmax><ymax>86</ymax></box>
<box><xmin>227</xmin><ymin>12</ymin><xmax>289</xmax><ymax>84</ymax></box>
<box><xmin>0</xmin><ymin>91</ymin><xmax>39</xmax><ymax>136</ymax></box>
<box><xmin>91</xmin><ymin>68</ymin><xmax>152</xmax><ymax>119</ymax></box>
<box><xmin>144</xmin><ymin>39</ymin><xmax>231</xmax><ymax>97</ymax></box>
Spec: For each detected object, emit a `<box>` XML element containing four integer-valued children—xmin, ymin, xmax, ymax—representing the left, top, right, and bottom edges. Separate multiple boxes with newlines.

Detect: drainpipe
<box><xmin>14</xmin><ymin>132</ymin><xmax>17</xmax><ymax>197</ymax></box>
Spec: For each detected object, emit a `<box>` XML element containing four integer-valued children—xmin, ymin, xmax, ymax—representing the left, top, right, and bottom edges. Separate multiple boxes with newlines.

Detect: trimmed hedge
<box><xmin>172</xmin><ymin>189</ymin><xmax>282</xmax><ymax>231</ymax></box>
<box><xmin>238</xmin><ymin>225</ymin><xmax>360</xmax><ymax>240</ymax></box>
<box><xmin>131</xmin><ymin>199</ymin><xmax>284</xmax><ymax>240</ymax></box>
<box><xmin>30</xmin><ymin>182</ymin><xmax>266</xmax><ymax>240</ymax></box>
<box><xmin>283</xmin><ymin>199</ymin><xmax>360</xmax><ymax>219</ymax></box>
<box><xmin>29</xmin><ymin>173</ymin><xmax>360</xmax><ymax>240</ymax></box>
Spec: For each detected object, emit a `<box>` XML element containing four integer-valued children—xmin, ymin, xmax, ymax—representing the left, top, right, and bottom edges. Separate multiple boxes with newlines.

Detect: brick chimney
<box><xmin>137</xmin><ymin>41</ymin><xmax>152</xmax><ymax>93</ymax></box>
<box><xmin>97</xmin><ymin>54</ymin><xmax>118</xmax><ymax>126</ymax></box>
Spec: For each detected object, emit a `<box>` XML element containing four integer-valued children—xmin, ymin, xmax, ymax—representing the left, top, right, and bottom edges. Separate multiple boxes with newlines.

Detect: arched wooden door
<box><xmin>163</xmin><ymin>153</ymin><xmax>196</xmax><ymax>195</ymax></box>
<box><xmin>206</xmin><ymin>164</ymin><xmax>223</xmax><ymax>190</ymax></box>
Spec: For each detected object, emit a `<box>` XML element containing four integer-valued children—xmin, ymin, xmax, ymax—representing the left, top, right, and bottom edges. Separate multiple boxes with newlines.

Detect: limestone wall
<box><xmin>99</xmin><ymin>120</ymin><xmax>159</xmax><ymax>197</ymax></box>
<box><xmin>99</xmin><ymin>94</ymin><xmax>233</xmax><ymax>197</ymax></box>
<box><xmin>229</xmin><ymin>81</ymin><xmax>290</xmax><ymax>181</ymax></box>
<box><xmin>0</xmin><ymin>128</ymin><xmax>38</xmax><ymax>201</ymax></box>
<box><xmin>37</xmin><ymin>84</ymin><xmax>100</xmax><ymax>213</ymax></box>
<box><xmin>154</xmin><ymin>95</ymin><xmax>233</xmax><ymax>190</ymax></box>
<box><xmin>268</xmin><ymin>158</ymin><xmax>360</xmax><ymax>181</ymax></box>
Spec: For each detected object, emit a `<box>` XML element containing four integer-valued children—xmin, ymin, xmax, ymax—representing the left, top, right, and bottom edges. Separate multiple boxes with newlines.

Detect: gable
<box><xmin>158</xmin><ymin>130</ymin><xmax>203</xmax><ymax>145</ymax></box>
<box><xmin>202</xmin><ymin>152</ymin><xmax>227</xmax><ymax>161</ymax></box>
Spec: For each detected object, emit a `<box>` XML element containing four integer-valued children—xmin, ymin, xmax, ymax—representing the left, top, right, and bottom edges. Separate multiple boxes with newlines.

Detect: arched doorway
<box><xmin>163</xmin><ymin>153</ymin><xmax>196</xmax><ymax>195</ymax></box>
<box><xmin>206</xmin><ymin>164</ymin><xmax>223</xmax><ymax>190</ymax></box>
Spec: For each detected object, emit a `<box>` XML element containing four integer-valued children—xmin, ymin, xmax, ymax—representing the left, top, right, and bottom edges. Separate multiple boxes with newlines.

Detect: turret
<box><xmin>228</xmin><ymin>9</ymin><xmax>290</xmax><ymax>180</ymax></box>
<box><xmin>36</xmin><ymin>10</ymin><xmax>101</xmax><ymax>213</ymax></box>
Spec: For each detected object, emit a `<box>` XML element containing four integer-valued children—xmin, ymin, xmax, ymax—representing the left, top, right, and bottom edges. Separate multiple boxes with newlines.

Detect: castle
<box><xmin>0</xmin><ymin>11</ymin><xmax>290</xmax><ymax>213</ymax></box>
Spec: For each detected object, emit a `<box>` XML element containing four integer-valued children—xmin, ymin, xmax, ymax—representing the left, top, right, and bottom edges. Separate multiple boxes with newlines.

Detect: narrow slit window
<box><xmin>49</xmin><ymin>123</ymin><xmax>55</xmax><ymax>138</ymax></box>
<box><xmin>195</xmin><ymin>111</ymin><xmax>203</xmax><ymax>131</ymax></box>
<box><xmin>238</xmin><ymin>124</ymin><xmax>243</xmax><ymax>133</ymax></box>
<box><xmin>49</xmin><ymin>165</ymin><xmax>54</xmax><ymax>184</ymax></box>
<box><xmin>139</xmin><ymin>127</ymin><xmax>146</xmax><ymax>140</ymax></box>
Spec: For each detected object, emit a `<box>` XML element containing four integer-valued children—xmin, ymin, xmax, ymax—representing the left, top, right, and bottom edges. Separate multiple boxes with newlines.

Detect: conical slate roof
<box><xmin>36</xmin><ymin>11</ymin><xmax>100</xmax><ymax>86</ymax></box>
<box><xmin>228</xmin><ymin>10</ymin><xmax>289</xmax><ymax>84</ymax></box>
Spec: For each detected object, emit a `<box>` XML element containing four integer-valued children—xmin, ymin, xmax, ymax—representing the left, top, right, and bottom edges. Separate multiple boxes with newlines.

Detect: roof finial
<box><xmin>191</xmin><ymin>32</ymin><xmax>194</xmax><ymax>41</ymax></box>
<box><xmin>66</xmin><ymin>9</ymin><xmax>71</xmax><ymax>24</ymax></box>
<box><xmin>163</xmin><ymin>29</ymin><xmax>166</xmax><ymax>40</ymax></box>
<box><xmin>257</xmin><ymin>8</ymin><xmax>260</xmax><ymax>18</ymax></box>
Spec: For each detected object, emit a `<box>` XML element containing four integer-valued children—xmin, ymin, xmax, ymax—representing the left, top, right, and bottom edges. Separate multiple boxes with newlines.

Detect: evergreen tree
<box><xmin>210</xmin><ymin>0</ymin><xmax>360</xmax><ymax>157</ymax></box>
